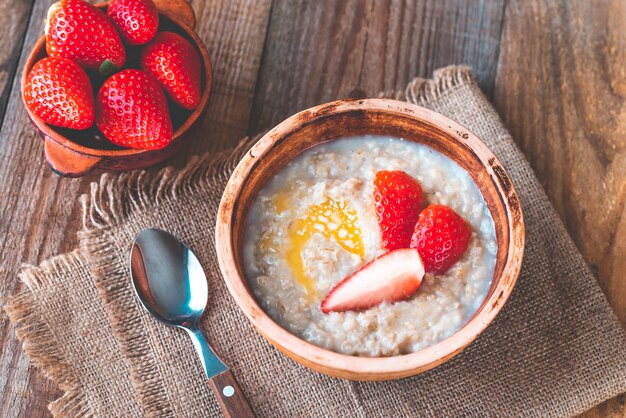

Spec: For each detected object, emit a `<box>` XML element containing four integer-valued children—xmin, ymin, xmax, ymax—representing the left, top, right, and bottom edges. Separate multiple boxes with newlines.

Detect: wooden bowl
<box><xmin>21</xmin><ymin>1</ymin><xmax>211</xmax><ymax>177</ymax></box>
<box><xmin>216</xmin><ymin>98</ymin><xmax>525</xmax><ymax>380</ymax></box>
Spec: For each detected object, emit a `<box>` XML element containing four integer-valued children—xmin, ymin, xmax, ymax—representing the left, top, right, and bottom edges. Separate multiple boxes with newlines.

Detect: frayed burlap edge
<box><xmin>405</xmin><ymin>65</ymin><xmax>474</xmax><ymax>105</ymax></box>
<box><xmin>77</xmin><ymin>138</ymin><xmax>254</xmax><ymax>417</ymax></box>
<box><xmin>80</xmin><ymin>138</ymin><xmax>253</xmax><ymax>231</ymax></box>
<box><xmin>3</xmin><ymin>251</ymin><xmax>94</xmax><ymax>417</ymax></box>
<box><xmin>377</xmin><ymin>65</ymin><xmax>473</xmax><ymax>106</ymax></box>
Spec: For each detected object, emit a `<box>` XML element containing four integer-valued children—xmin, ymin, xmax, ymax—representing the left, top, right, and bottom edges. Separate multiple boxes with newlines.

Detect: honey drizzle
<box><xmin>285</xmin><ymin>198</ymin><xmax>364</xmax><ymax>299</ymax></box>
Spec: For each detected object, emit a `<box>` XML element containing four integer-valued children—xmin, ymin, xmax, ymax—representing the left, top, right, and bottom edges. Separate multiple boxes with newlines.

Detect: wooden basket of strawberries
<box><xmin>21</xmin><ymin>0</ymin><xmax>211</xmax><ymax>177</ymax></box>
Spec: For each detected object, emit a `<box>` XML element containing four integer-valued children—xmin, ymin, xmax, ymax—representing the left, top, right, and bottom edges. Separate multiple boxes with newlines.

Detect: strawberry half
<box><xmin>373</xmin><ymin>170</ymin><xmax>423</xmax><ymax>251</ymax></box>
<box><xmin>46</xmin><ymin>0</ymin><xmax>126</xmax><ymax>73</ymax></box>
<box><xmin>96</xmin><ymin>69</ymin><xmax>173</xmax><ymax>150</ymax></box>
<box><xmin>410</xmin><ymin>204</ymin><xmax>471</xmax><ymax>274</ymax></box>
<box><xmin>23</xmin><ymin>57</ymin><xmax>94</xmax><ymax>130</ymax></box>
<box><xmin>140</xmin><ymin>31</ymin><xmax>202</xmax><ymax>110</ymax></box>
<box><xmin>107</xmin><ymin>0</ymin><xmax>159</xmax><ymax>45</ymax></box>
<box><xmin>321</xmin><ymin>248</ymin><xmax>425</xmax><ymax>314</ymax></box>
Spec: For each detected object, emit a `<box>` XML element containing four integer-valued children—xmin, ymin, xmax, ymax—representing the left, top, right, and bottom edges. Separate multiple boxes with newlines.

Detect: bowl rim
<box><xmin>216</xmin><ymin>98</ymin><xmax>525</xmax><ymax>380</ymax></box>
<box><xmin>20</xmin><ymin>3</ymin><xmax>212</xmax><ymax>158</ymax></box>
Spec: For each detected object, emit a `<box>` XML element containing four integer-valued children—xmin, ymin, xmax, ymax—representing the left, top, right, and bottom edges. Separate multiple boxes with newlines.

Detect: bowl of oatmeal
<box><xmin>216</xmin><ymin>98</ymin><xmax>524</xmax><ymax>380</ymax></box>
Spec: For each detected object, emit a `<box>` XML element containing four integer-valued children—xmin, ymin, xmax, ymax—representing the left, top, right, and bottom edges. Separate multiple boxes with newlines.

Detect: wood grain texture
<box><xmin>153</xmin><ymin>0</ymin><xmax>197</xmax><ymax>28</ymax></box>
<box><xmin>248</xmin><ymin>0</ymin><xmax>506</xmax><ymax>134</ymax></box>
<box><xmin>0</xmin><ymin>2</ymin><xmax>78</xmax><ymax>416</ymax></box>
<box><xmin>208</xmin><ymin>370</ymin><xmax>256</xmax><ymax>418</ymax></box>
<box><xmin>0</xmin><ymin>0</ymin><xmax>34</xmax><ymax>129</ymax></box>
<box><xmin>0</xmin><ymin>0</ymin><xmax>272</xmax><ymax>416</ymax></box>
<box><xmin>178</xmin><ymin>0</ymin><xmax>273</xmax><ymax>157</ymax></box>
<box><xmin>493</xmin><ymin>0</ymin><xmax>626</xmax><ymax>416</ymax></box>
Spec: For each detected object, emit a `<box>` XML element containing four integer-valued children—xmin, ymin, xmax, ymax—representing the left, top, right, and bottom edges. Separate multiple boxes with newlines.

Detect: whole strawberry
<box><xmin>140</xmin><ymin>31</ymin><xmax>201</xmax><ymax>110</ymax></box>
<box><xmin>96</xmin><ymin>70</ymin><xmax>172</xmax><ymax>150</ymax></box>
<box><xmin>23</xmin><ymin>57</ymin><xmax>94</xmax><ymax>130</ymax></box>
<box><xmin>107</xmin><ymin>0</ymin><xmax>159</xmax><ymax>45</ymax></box>
<box><xmin>373</xmin><ymin>170</ymin><xmax>423</xmax><ymax>251</ymax></box>
<box><xmin>46</xmin><ymin>0</ymin><xmax>126</xmax><ymax>73</ymax></box>
<box><xmin>410</xmin><ymin>204</ymin><xmax>471</xmax><ymax>274</ymax></box>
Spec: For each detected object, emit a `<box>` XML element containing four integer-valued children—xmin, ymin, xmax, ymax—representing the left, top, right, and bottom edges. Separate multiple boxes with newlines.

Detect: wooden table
<box><xmin>0</xmin><ymin>0</ymin><xmax>623</xmax><ymax>416</ymax></box>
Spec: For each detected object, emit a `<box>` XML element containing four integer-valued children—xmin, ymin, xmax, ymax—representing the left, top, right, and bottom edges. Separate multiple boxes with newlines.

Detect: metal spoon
<box><xmin>130</xmin><ymin>228</ymin><xmax>255</xmax><ymax>418</ymax></box>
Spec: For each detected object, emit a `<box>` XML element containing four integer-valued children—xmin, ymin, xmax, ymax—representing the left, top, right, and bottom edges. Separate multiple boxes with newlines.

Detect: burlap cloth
<box><xmin>5</xmin><ymin>67</ymin><xmax>626</xmax><ymax>417</ymax></box>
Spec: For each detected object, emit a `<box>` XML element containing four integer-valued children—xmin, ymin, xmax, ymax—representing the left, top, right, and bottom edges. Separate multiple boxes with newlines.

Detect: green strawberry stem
<box><xmin>99</xmin><ymin>59</ymin><xmax>117</xmax><ymax>76</ymax></box>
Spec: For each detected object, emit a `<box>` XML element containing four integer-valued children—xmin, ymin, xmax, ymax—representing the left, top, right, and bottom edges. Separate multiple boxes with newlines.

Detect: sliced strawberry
<box><xmin>107</xmin><ymin>0</ymin><xmax>159</xmax><ymax>45</ymax></box>
<box><xmin>23</xmin><ymin>57</ymin><xmax>94</xmax><ymax>130</ymax></box>
<box><xmin>321</xmin><ymin>248</ymin><xmax>425</xmax><ymax>314</ymax></box>
<box><xmin>140</xmin><ymin>32</ymin><xmax>202</xmax><ymax>110</ymax></box>
<box><xmin>373</xmin><ymin>170</ymin><xmax>423</xmax><ymax>251</ymax></box>
<box><xmin>46</xmin><ymin>0</ymin><xmax>126</xmax><ymax>73</ymax></box>
<box><xmin>410</xmin><ymin>204</ymin><xmax>471</xmax><ymax>274</ymax></box>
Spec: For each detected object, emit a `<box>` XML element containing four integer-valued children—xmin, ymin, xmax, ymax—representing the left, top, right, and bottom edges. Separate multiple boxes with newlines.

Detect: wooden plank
<box><xmin>180</xmin><ymin>0</ymin><xmax>274</xmax><ymax>156</ymax></box>
<box><xmin>0</xmin><ymin>3</ymin><xmax>72</xmax><ymax>416</ymax></box>
<box><xmin>0</xmin><ymin>0</ymin><xmax>34</xmax><ymax>129</ymax></box>
<box><xmin>248</xmin><ymin>0</ymin><xmax>506</xmax><ymax>134</ymax></box>
<box><xmin>493</xmin><ymin>0</ymin><xmax>626</xmax><ymax>416</ymax></box>
<box><xmin>0</xmin><ymin>0</ymin><xmax>272</xmax><ymax>416</ymax></box>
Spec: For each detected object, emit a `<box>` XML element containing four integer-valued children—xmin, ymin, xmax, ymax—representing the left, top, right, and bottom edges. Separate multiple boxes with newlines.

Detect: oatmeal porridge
<box><xmin>243</xmin><ymin>135</ymin><xmax>497</xmax><ymax>357</ymax></box>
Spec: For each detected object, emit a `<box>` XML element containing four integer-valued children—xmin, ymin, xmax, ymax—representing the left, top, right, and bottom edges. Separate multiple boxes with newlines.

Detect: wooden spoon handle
<box><xmin>208</xmin><ymin>369</ymin><xmax>256</xmax><ymax>418</ymax></box>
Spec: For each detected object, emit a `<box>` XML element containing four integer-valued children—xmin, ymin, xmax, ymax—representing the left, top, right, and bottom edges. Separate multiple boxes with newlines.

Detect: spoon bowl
<box><xmin>131</xmin><ymin>228</ymin><xmax>208</xmax><ymax>327</ymax></box>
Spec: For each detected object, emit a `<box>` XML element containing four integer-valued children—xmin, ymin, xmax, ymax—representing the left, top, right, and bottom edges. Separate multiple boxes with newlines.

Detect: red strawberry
<box><xmin>96</xmin><ymin>69</ymin><xmax>172</xmax><ymax>150</ymax></box>
<box><xmin>46</xmin><ymin>0</ymin><xmax>126</xmax><ymax>73</ymax></box>
<box><xmin>140</xmin><ymin>32</ymin><xmax>202</xmax><ymax>110</ymax></box>
<box><xmin>107</xmin><ymin>0</ymin><xmax>159</xmax><ymax>45</ymax></box>
<box><xmin>321</xmin><ymin>248</ymin><xmax>425</xmax><ymax>314</ymax></box>
<box><xmin>410</xmin><ymin>205</ymin><xmax>471</xmax><ymax>274</ymax></box>
<box><xmin>23</xmin><ymin>57</ymin><xmax>94</xmax><ymax>130</ymax></box>
<box><xmin>373</xmin><ymin>170</ymin><xmax>423</xmax><ymax>251</ymax></box>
